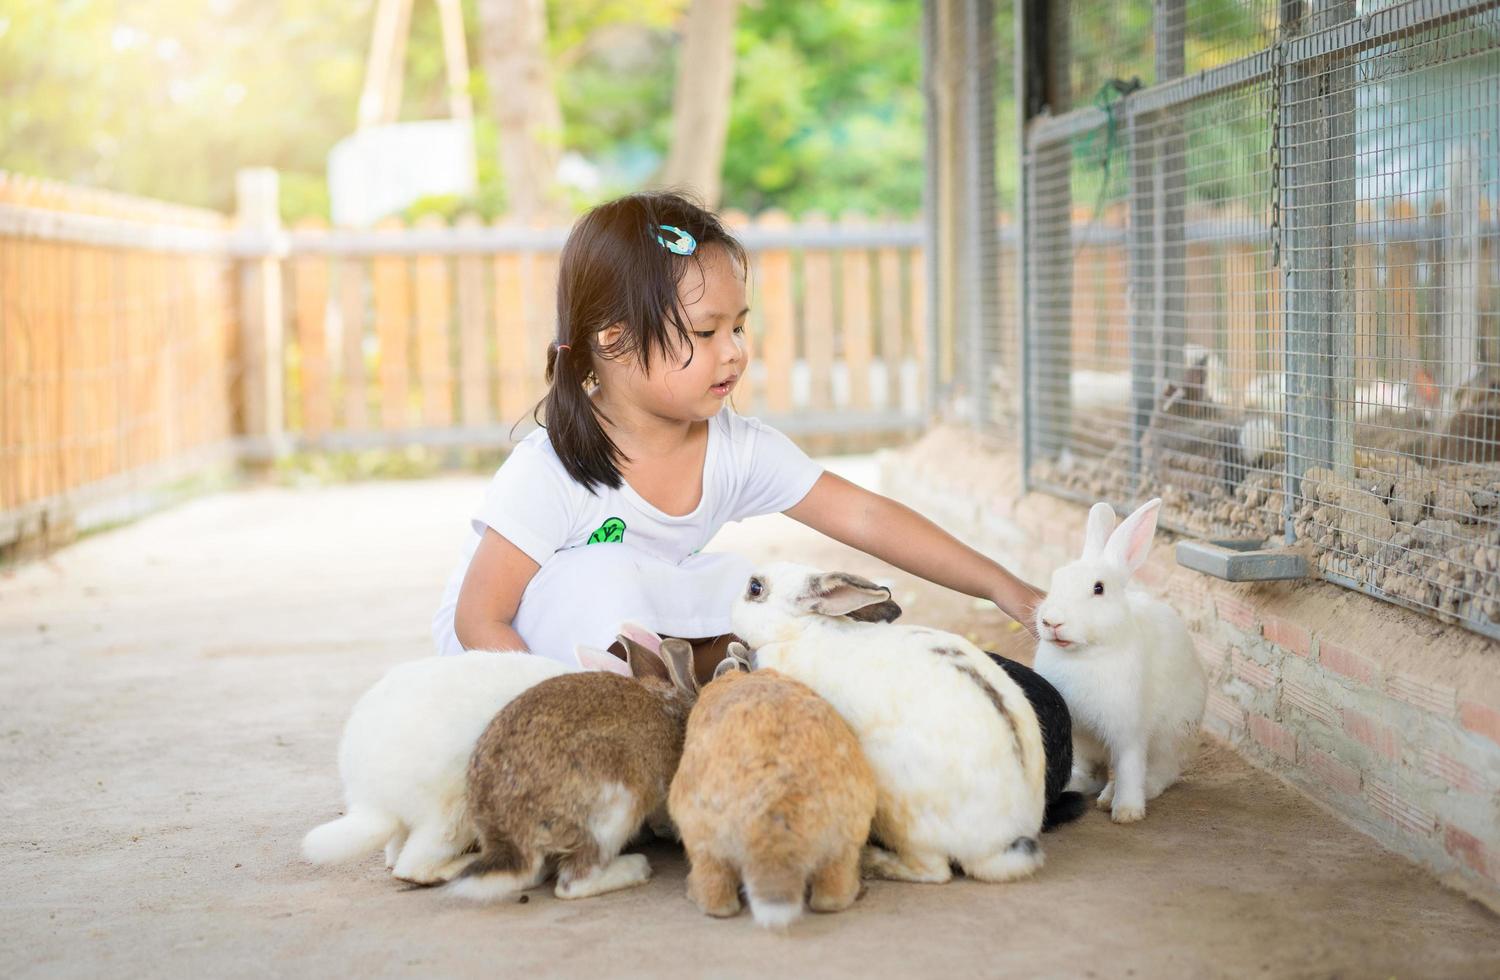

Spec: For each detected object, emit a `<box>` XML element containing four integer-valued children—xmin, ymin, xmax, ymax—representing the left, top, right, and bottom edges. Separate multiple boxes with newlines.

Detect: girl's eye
<box><xmin>1092</xmin><ymin>581</ymin><xmax>1105</xmax><ymax>596</ymax></box>
<box><xmin>733</xmin><ymin>323</ymin><xmax>746</xmax><ymax>334</ymax></box>
<box><xmin>694</xmin><ymin>330</ymin><xmax>715</xmax><ymax>340</ymax></box>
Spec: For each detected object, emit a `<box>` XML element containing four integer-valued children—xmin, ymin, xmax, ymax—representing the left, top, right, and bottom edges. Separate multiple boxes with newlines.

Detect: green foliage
<box><xmin>0</xmin><ymin>0</ymin><xmax>932</xmax><ymax>220</ymax></box>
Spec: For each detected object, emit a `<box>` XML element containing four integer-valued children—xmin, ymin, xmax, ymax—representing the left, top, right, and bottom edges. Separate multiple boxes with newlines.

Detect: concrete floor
<box><xmin>3</xmin><ymin>465</ymin><xmax>1499</xmax><ymax>978</ymax></box>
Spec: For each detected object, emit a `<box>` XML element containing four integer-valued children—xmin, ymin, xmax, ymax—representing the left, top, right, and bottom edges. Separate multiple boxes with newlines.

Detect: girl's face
<box><xmin>597</xmin><ymin>243</ymin><xmax>749</xmax><ymax>424</ymax></box>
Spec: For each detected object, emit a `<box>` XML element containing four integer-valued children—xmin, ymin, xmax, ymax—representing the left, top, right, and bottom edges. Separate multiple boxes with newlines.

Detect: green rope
<box><xmin>1077</xmin><ymin>77</ymin><xmax>1142</xmax><ymax>254</ymax></box>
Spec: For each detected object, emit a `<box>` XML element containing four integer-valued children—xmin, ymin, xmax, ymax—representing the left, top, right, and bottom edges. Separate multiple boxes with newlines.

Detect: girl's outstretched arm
<box><xmin>784</xmin><ymin>472</ymin><xmax>1045</xmax><ymax>636</ymax></box>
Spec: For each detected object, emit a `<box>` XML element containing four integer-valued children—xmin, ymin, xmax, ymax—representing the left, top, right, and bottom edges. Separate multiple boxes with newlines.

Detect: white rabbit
<box><xmin>731</xmin><ymin>564</ymin><xmax>1048</xmax><ymax>885</ymax></box>
<box><xmin>302</xmin><ymin>651</ymin><xmax>571</xmax><ymax>883</ymax></box>
<box><xmin>1032</xmin><ymin>498</ymin><xmax>1207</xmax><ymax>824</ymax></box>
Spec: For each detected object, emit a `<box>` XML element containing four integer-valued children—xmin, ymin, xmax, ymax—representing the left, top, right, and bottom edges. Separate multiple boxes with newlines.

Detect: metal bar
<box><xmin>921</xmin><ymin>0</ymin><xmax>943</xmax><ymax>422</ymax></box>
<box><xmin>1015</xmin><ymin>0</ymin><xmax>1045</xmax><ymax>490</ymax></box>
<box><xmin>1126</xmin><ymin>105</ymin><xmax>1158</xmax><ymax>496</ymax></box>
<box><xmin>1327</xmin><ymin>0</ymin><xmax>1357</xmax><ymax>480</ymax></box>
<box><xmin>1027</xmin><ymin>0</ymin><xmax>1499</xmax><ymax>148</ymax></box>
<box><xmin>1281</xmin><ymin>0</ymin><xmax>1338</xmax><ymax>532</ymax></box>
<box><xmin>962</xmin><ymin>0</ymin><xmax>999</xmax><ymax>432</ymax></box>
<box><xmin>1028</xmin><ymin>0</ymin><xmax>1074</xmax><ymax>484</ymax></box>
<box><xmin>1284</xmin><ymin>0</ymin><xmax>1500</xmax><ymax>65</ymax></box>
<box><xmin>1155</xmin><ymin>0</ymin><xmax>1188</xmax><ymax>458</ymax></box>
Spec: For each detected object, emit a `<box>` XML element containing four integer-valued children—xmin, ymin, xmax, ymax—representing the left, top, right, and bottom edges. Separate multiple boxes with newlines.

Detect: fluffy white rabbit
<box><xmin>1032</xmin><ymin>498</ymin><xmax>1207</xmax><ymax>824</ymax></box>
<box><xmin>732</xmin><ymin>565</ymin><xmax>1048</xmax><ymax>884</ymax></box>
<box><xmin>302</xmin><ymin>651</ymin><xmax>571</xmax><ymax>883</ymax></box>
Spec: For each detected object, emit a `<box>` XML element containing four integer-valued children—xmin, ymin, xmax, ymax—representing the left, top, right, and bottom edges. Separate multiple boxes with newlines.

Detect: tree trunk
<box><xmin>660</xmin><ymin>0</ymin><xmax>740</xmax><ymax>207</ymax></box>
<box><xmin>477</xmin><ymin>0</ymin><xmax>564</xmax><ymax>221</ymax></box>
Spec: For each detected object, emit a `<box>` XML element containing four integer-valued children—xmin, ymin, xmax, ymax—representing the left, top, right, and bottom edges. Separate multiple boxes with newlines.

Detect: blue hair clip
<box><xmin>655</xmin><ymin>224</ymin><xmax>697</xmax><ymax>256</ymax></box>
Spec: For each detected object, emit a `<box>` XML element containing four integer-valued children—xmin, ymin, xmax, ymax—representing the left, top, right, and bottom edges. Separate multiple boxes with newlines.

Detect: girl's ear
<box><xmin>596</xmin><ymin>322</ymin><xmax>625</xmax><ymax>349</ymax></box>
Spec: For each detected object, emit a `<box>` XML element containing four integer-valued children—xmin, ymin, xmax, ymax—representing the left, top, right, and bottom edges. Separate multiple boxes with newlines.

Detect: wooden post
<box><xmin>839</xmin><ymin>214</ymin><xmax>874</xmax><ymax>412</ymax></box>
<box><xmin>801</xmin><ymin>213</ymin><xmax>835</xmax><ymax>412</ymax></box>
<box><xmin>292</xmin><ymin>218</ymin><xmax>333</xmax><ymax>437</ymax></box>
<box><xmin>338</xmin><ymin>257</ymin><xmax>371</xmax><ymax>432</ymax></box>
<box><xmin>455</xmin><ymin>213</ymin><xmax>490</xmax><ymax>427</ymax></box>
<box><xmin>372</xmin><ymin>216</ymin><xmax>412</xmax><ymax>431</ymax></box>
<box><xmin>414</xmin><ymin>214</ymin><xmax>455</xmax><ymax>427</ymax></box>
<box><xmin>877</xmin><ymin>235</ymin><xmax>905</xmax><ymax>411</ymax></box>
<box><xmin>235</xmin><ymin>167</ymin><xmax>288</xmax><ymax>456</ymax></box>
<box><xmin>492</xmin><ymin>226</ymin><xmax>529</xmax><ymax>424</ymax></box>
<box><xmin>720</xmin><ymin>208</ymin><xmax>755</xmax><ymax>412</ymax></box>
<box><xmin>755</xmin><ymin>211</ymin><xmax>796</xmax><ymax>415</ymax></box>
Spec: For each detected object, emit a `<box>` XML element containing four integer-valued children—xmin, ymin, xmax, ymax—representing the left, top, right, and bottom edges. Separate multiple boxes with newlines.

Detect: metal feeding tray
<box><xmin>1175</xmin><ymin>539</ymin><xmax>1308</xmax><ymax>582</ymax></box>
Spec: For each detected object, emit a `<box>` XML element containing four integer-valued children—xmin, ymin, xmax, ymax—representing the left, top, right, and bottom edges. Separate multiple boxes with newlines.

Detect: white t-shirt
<box><xmin>432</xmin><ymin>407</ymin><xmax>823</xmax><ymax>659</ymax></box>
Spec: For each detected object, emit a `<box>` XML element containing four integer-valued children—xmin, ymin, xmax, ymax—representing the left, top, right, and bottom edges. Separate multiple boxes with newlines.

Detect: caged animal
<box><xmin>301</xmin><ymin>651</ymin><xmax>572</xmax><ymax>884</ymax></box>
<box><xmin>668</xmin><ymin>644</ymin><xmax>878</xmax><ymax>930</ymax></box>
<box><xmin>1033</xmin><ymin>498</ymin><xmax>1207</xmax><ymax>824</ymax></box>
<box><xmin>449</xmin><ymin>629</ymin><xmax>698</xmax><ymax>902</ymax></box>
<box><xmin>732</xmin><ymin>564</ymin><xmax>1049</xmax><ymax>885</ymax></box>
<box><xmin>1142</xmin><ymin>350</ymin><xmax>1246</xmax><ymax>496</ymax></box>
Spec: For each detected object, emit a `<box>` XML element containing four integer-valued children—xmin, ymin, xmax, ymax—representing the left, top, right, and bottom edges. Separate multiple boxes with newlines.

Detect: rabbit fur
<box><xmin>985</xmin><ymin>653</ymin><xmax>1088</xmax><ymax>830</ymax></box>
<box><xmin>668</xmin><ymin>644</ymin><xmax>877</xmax><ymax>929</ymax></box>
<box><xmin>450</xmin><ymin>633</ymin><xmax>698</xmax><ymax>902</ymax></box>
<box><xmin>301</xmin><ymin>651</ymin><xmax>571</xmax><ymax>883</ymax></box>
<box><xmin>1032</xmin><ymin>498</ymin><xmax>1207</xmax><ymax>824</ymax></box>
<box><xmin>732</xmin><ymin>563</ymin><xmax>1048</xmax><ymax>885</ymax></box>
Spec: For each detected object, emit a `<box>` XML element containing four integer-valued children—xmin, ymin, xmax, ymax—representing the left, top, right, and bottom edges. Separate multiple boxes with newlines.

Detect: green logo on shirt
<box><xmin>587</xmin><ymin>517</ymin><xmax>627</xmax><ymax>544</ymax></box>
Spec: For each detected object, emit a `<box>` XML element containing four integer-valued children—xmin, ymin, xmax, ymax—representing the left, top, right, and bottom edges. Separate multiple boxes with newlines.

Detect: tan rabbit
<box><xmin>449</xmin><ymin>634</ymin><xmax>698</xmax><ymax>902</ymax></box>
<box><xmin>668</xmin><ymin>644</ymin><xmax>878</xmax><ymax>929</ymax></box>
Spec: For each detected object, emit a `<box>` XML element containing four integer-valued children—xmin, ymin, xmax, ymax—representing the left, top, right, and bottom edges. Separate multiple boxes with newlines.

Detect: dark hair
<box><xmin>536</xmin><ymin>191</ymin><xmax>747</xmax><ymax>492</ymax></box>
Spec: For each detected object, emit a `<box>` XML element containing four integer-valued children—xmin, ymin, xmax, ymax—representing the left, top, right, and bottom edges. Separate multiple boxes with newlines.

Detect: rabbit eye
<box><xmin>1092</xmin><ymin>581</ymin><xmax>1105</xmax><ymax>596</ymax></box>
<box><xmin>747</xmin><ymin>577</ymin><xmax>765</xmax><ymax>599</ymax></box>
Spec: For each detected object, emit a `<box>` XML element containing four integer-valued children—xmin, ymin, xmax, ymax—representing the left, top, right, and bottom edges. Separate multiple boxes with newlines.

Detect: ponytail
<box><xmin>539</xmin><ymin>339</ymin><xmax>623</xmax><ymax>492</ymax></box>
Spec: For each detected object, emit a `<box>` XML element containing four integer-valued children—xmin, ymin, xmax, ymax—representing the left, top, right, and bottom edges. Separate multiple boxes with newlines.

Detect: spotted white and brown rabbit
<box><xmin>448</xmin><ymin>630</ymin><xmax>698</xmax><ymax>902</ymax></box>
<box><xmin>1032</xmin><ymin>498</ymin><xmax>1207</xmax><ymax>823</ymax></box>
<box><xmin>668</xmin><ymin>644</ymin><xmax>877</xmax><ymax>929</ymax></box>
<box><xmin>732</xmin><ymin>564</ymin><xmax>1048</xmax><ymax>885</ymax></box>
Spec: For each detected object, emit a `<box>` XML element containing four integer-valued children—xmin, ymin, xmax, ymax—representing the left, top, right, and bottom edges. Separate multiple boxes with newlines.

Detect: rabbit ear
<box><xmin>1083</xmin><ymin>502</ymin><xmax>1117</xmax><ymax>559</ymax></box>
<box><xmin>801</xmin><ymin>572</ymin><xmax>893</xmax><ymax>618</ymax></box>
<box><xmin>616</xmin><ymin>622</ymin><xmax>662</xmax><ymax>656</ymax></box>
<box><xmin>658</xmin><ymin>638</ymin><xmax>699</xmax><ymax>694</ymax></box>
<box><xmin>576</xmin><ymin>645</ymin><xmax>632</xmax><ymax>677</ymax></box>
<box><xmin>1103</xmin><ymin>498</ymin><xmax>1162</xmax><ymax>573</ymax></box>
<box><xmin>712</xmin><ymin>653</ymin><xmax>748</xmax><ymax>680</ymax></box>
<box><xmin>725</xmin><ymin>641</ymin><xmax>751</xmax><ymax>662</ymax></box>
<box><xmin>619</xmin><ymin>634</ymin><xmax>672</xmax><ymax>683</ymax></box>
<box><xmin>844</xmin><ymin>598</ymin><xmax>902</xmax><ymax>623</ymax></box>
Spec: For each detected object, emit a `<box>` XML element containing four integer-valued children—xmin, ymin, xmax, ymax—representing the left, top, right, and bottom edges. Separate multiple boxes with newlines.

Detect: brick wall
<box><xmin>881</xmin><ymin>427</ymin><xmax>1500</xmax><ymax>910</ymax></box>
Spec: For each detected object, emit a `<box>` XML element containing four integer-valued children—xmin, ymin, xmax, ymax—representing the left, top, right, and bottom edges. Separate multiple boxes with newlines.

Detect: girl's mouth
<box><xmin>710</xmin><ymin>375</ymin><xmax>739</xmax><ymax>397</ymax></box>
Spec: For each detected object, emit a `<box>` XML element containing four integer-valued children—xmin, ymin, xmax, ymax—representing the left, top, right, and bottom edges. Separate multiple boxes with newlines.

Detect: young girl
<box><xmin>432</xmin><ymin>191</ymin><xmax>1042</xmax><ymax>674</ymax></box>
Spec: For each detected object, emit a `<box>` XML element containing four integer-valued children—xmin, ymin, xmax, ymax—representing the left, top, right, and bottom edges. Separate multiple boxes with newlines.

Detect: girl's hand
<box><xmin>991</xmin><ymin>578</ymin><xmax>1045</xmax><ymax>639</ymax></box>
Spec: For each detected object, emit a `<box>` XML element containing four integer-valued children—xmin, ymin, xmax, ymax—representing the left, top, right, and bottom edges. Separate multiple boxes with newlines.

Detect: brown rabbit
<box><xmin>449</xmin><ymin>635</ymin><xmax>698</xmax><ymax>902</ymax></box>
<box><xmin>668</xmin><ymin>644</ymin><xmax>878</xmax><ymax>929</ymax></box>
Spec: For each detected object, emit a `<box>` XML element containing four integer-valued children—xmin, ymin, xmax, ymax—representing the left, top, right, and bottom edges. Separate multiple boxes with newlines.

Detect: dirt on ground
<box><xmin>3</xmin><ymin>467</ymin><xmax>1499</xmax><ymax>978</ymax></box>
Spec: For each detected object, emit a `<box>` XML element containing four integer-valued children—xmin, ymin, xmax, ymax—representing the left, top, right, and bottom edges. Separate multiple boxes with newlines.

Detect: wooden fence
<box><xmin>0</xmin><ymin>171</ymin><xmax>930</xmax><ymax>548</ymax></box>
<box><xmin>269</xmin><ymin>212</ymin><xmax>928</xmax><ymax>450</ymax></box>
<box><xmin>0</xmin><ymin>173</ymin><xmax>237</xmax><ymax>546</ymax></box>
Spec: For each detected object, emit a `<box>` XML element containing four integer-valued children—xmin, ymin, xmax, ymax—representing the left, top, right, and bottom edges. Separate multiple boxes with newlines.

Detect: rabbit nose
<box><xmin>1041</xmin><ymin>618</ymin><xmax>1062</xmax><ymax>630</ymax></box>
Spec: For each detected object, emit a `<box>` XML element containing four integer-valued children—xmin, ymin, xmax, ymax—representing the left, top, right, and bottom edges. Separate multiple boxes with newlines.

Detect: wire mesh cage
<box><xmin>1014</xmin><ymin>0</ymin><xmax>1500</xmax><ymax>637</ymax></box>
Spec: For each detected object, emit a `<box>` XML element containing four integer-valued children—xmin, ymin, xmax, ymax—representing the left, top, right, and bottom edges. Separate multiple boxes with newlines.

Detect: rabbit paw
<box><xmin>1110</xmin><ymin>802</ymin><xmax>1146</xmax><ymax>824</ymax></box>
<box><xmin>1095</xmin><ymin>781</ymin><xmax>1115</xmax><ymax>809</ymax></box>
